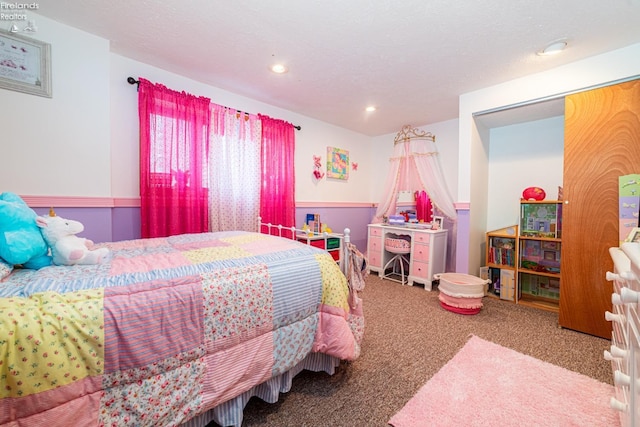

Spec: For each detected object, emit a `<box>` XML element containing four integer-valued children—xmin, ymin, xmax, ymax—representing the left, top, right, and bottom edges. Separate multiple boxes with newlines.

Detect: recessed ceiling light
<box><xmin>538</xmin><ymin>40</ymin><xmax>567</xmax><ymax>56</ymax></box>
<box><xmin>365</xmin><ymin>106</ymin><xmax>377</xmax><ymax>112</ymax></box>
<box><xmin>271</xmin><ymin>64</ymin><xmax>288</xmax><ymax>74</ymax></box>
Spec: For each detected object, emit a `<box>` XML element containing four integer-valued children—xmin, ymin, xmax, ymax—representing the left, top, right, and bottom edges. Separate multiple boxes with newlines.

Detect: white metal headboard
<box><xmin>257</xmin><ymin>217</ymin><xmax>351</xmax><ymax>274</ymax></box>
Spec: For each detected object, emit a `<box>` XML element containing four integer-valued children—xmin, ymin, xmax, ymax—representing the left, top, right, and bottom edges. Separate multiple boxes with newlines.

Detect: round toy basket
<box><xmin>434</xmin><ymin>273</ymin><xmax>490</xmax><ymax>315</ymax></box>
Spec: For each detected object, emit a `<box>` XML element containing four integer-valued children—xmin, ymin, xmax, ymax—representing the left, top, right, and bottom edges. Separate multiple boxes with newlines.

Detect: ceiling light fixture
<box><xmin>365</xmin><ymin>106</ymin><xmax>376</xmax><ymax>112</ymax></box>
<box><xmin>538</xmin><ymin>40</ymin><xmax>567</xmax><ymax>56</ymax></box>
<box><xmin>271</xmin><ymin>64</ymin><xmax>288</xmax><ymax>74</ymax></box>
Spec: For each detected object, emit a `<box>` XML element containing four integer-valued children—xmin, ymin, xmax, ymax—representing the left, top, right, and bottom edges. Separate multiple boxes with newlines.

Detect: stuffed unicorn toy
<box><xmin>36</xmin><ymin>209</ymin><xmax>109</xmax><ymax>266</ymax></box>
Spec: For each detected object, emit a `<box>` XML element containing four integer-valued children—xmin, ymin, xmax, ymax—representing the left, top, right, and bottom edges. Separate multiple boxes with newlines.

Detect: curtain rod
<box><xmin>127</xmin><ymin>77</ymin><xmax>301</xmax><ymax>131</ymax></box>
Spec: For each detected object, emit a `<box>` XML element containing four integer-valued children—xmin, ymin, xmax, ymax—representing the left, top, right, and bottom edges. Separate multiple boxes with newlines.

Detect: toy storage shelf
<box><xmin>517</xmin><ymin>200</ymin><xmax>563</xmax><ymax>312</ymax></box>
<box><xmin>484</xmin><ymin>225</ymin><xmax>518</xmax><ymax>302</ymax></box>
<box><xmin>296</xmin><ymin>233</ymin><xmax>342</xmax><ymax>264</ymax></box>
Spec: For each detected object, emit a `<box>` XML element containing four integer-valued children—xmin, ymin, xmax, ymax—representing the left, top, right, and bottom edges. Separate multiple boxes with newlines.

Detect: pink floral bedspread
<box><xmin>0</xmin><ymin>231</ymin><xmax>364</xmax><ymax>426</ymax></box>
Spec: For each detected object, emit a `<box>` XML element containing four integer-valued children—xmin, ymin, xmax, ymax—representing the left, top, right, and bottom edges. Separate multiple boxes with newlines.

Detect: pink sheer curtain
<box><xmin>138</xmin><ymin>78</ymin><xmax>211</xmax><ymax>238</ymax></box>
<box><xmin>373</xmin><ymin>138</ymin><xmax>457</xmax><ymax>222</ymax></box>
<box><xmin>258</xmin><ymin>114</ymin><xmax>295</xmax><ymax>238</ymax></box>
<box><xmin>209</xmin><ymin>105</ymin><xmax>261</xmax><ymax>232</ymax></box>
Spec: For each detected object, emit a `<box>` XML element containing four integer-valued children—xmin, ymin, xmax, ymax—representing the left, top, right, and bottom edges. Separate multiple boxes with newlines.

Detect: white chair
<box><xmin>382</xmin><ymin>235</ymin><xmax>411</xmax><ymax>284</ymax></box>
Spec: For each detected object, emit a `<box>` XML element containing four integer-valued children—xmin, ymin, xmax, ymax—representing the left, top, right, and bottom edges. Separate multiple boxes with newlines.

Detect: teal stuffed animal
<box><xmin>0</xmin><ymin>192</ymin><xmax>52</xmax><ymax>269</ymax></box>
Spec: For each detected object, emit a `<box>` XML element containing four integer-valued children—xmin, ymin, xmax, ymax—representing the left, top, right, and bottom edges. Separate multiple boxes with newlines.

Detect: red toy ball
<box><xmin>522</xmin><ymin>187</ymin><xmax>546</xmax><ymax>201</ymax></box>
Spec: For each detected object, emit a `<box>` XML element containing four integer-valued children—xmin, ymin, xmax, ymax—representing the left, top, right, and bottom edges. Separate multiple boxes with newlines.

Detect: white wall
<box><xmin>110</xmin><ymin>54</ymin><xmax>375</xmax><ymax>202</ymax></box>
<box><xmin>486</xmin><ymin>116</ymin><xmax>564</xmax><ymax>231</ymax></box>
<box><xmin>369</xmin><ymin>119</ymin><xmax>460</xmax><ymax>205</ymax></box>
<box><xmin>459</xmin><ymin>43</ymin><xmax>640</xmax><ymax>202</ymax></box>
<box><xmin>0</xmin><ymin>13</ymin><xmax>111</xmax><ymax>197</ymax></box>
<box><xmin>3</xmin><ymin>12</ymin><xmax>376</xmax><ymax>203</ymax></box>
<box><xmin>6</xmin><ymin>12</ymin><xmax>638</xmax><ymax>275</ymax></box>
<box><xmin>458</xmin><ymin>42</ymin><xmax>640</xmax><ymax>274</ymax></box>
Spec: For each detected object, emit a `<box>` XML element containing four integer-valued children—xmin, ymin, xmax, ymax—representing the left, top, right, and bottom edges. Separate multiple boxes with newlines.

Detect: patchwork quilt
<box><xmin>0</xmin><ymin>231</ymin><xmax>364</xmax><ymax>426</ymax></box>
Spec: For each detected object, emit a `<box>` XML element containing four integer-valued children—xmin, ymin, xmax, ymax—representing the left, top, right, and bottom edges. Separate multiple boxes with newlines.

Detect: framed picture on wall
<box><xmin>326</xmin><ymin>146</ymin><xmax>349</xmax><ymax>180</ymax></box>
<box><xmin>0</xmin><ymin>30</ymin><xmax>52</xmax><ymax>98</ymax></box>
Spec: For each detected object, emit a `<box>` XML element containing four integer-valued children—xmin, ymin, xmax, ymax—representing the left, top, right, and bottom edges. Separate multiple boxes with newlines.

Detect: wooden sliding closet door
<box><xmin>559</xmin><ymin>79</ymin><xmax>640</xmax><ymax>338</ymax></box>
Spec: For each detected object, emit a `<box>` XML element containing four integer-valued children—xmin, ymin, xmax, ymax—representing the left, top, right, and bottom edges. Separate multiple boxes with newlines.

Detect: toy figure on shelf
<box><xmin>302</xmin><ymin>223</ymin><xmax>313</xmax><ymax>236</ymax></box>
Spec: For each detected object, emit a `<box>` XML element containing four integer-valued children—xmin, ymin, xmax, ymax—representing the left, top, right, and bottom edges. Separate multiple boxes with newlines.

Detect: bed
<box><xmin>0</xmin><ymin>225</ymin><xmax>364</xmax><ymax>427</ymax></box>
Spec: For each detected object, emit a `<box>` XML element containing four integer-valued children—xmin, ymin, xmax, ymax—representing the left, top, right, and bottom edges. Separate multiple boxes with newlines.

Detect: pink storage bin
<box><xmin>438</xmin><ymin>292</ymin><xmax>484</xmax><ymax>309</ymax></box>
<box><xmin>435</xmin><ymin>273</ymin><xmax>488</xmax><ymax>298</ymax></box>
<box><xmin>434</xmin><ymin>273</ymin><xmax>489</xmax><ymax>315</ymax></box>
<box><xmin>439</xmin><ymin>300</ymin><xmax>482</xmax><ymax>315</ymax></box>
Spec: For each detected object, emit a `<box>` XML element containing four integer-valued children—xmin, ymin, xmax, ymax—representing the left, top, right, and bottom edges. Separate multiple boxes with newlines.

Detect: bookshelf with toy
<box><xmin>484</xmin><ymin>225</ymin><xmax>518</xmax><ymax>302</ymax></box>
<box><xmin>517</xmin><ymin>200</ymin><xmax>562</xmax><ymax>312</ymax></box>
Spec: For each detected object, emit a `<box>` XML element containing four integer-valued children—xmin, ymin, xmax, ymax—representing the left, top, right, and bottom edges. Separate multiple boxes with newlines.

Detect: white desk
<box><xmin>367</xmin><ymin>224</ymin><xmax>447</xmax><ymax>291</ymax></box>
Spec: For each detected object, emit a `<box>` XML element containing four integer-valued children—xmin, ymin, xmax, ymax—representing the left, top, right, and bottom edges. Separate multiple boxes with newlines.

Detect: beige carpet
<box><xmin>389</xmin><ymin>335</ymin><xmax>618</xmax><ymax>427</ymax></box>
<box><xmin>213</xmin><ymin>274</ymin><xmax>613</xmax><ymax>426</ymax></box>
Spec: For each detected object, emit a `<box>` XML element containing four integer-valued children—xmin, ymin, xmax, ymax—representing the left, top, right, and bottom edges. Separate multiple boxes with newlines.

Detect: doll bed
<box><xmin>0</xmin><ymin>228</ymin><xmax>364</xmax><ymax>427</ymax></box>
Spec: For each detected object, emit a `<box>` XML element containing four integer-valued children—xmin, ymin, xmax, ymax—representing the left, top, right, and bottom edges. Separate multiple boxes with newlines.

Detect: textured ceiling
<box><xmin>34</xmin><ymin>1</ymin><xmax>640</xmax><ymax>136</ymax></box>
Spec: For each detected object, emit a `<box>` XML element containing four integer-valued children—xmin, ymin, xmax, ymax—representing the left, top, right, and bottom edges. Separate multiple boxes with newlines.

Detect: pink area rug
<box><xmin>389</xmin><ymin>335</ymin><xmax>619</xmax><ymax>427</ymax></box>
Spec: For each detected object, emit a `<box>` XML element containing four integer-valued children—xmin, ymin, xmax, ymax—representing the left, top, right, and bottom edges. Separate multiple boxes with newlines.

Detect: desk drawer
<box><xmin>414</xmin><ymin>233</ymin><xmax>431</xmax><ymax>244</ymax></box>
<box><xmin>369</xmin><ymin>251</ymin><xmax>382</xmax><ymax>268</ymax></box>
<box><xmin>370</xmin><ymin>227</ymin><xmax>383</xmax><ymax>237</ymax></box>
<box><xmin>368</xmin><ymin>236</ymin><xmax>382</xmax><ymax>268</ymax></box>
<box><xmin>412</xmin><ymin>261</ymin><xmax>431</xmax><ymax>279</ymax></box>
<box><xmin>368</xmin><ymin>236</ymin><xmax>382</xmax><ymax>252</ymax></box>
<box><xmin>413</xmin><ymin>243</ymin><xmax>431</xmax><ymax>263</ymax></box>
